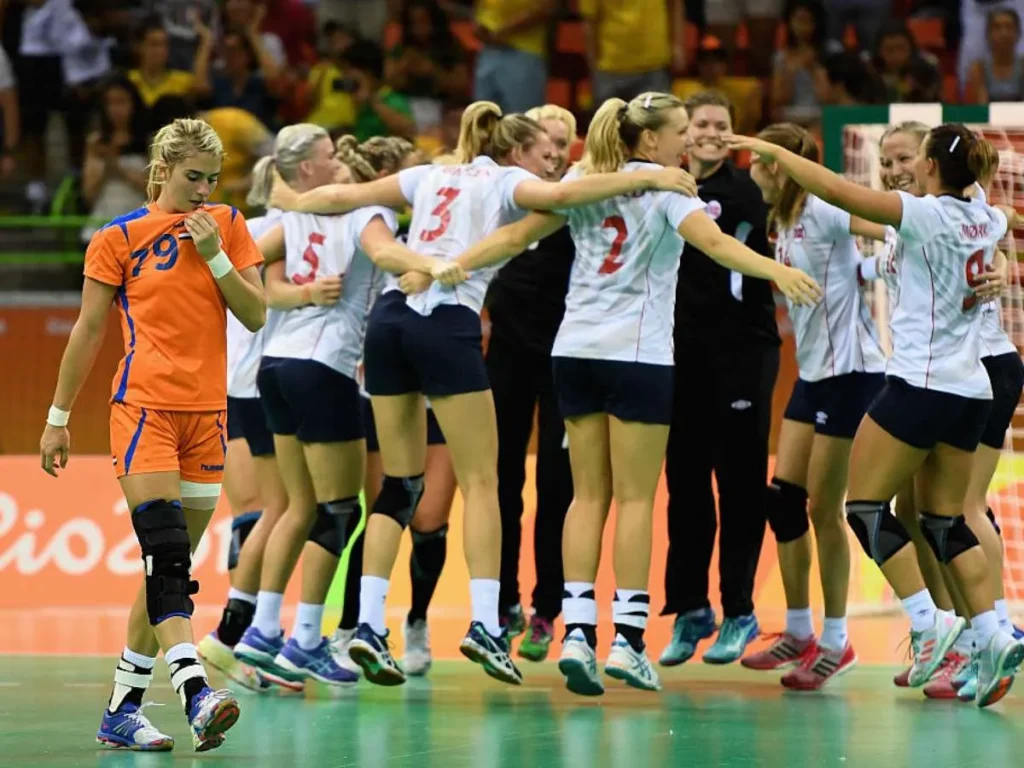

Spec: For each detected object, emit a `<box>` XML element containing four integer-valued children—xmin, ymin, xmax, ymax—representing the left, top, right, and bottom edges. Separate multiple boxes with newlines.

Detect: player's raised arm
<box><xmin>269</xmin><ymin>171</ymin><xmax>409</xmax><ymax>214</ymax></box>
<box><xmin>511</xmin><ymin>166</ymin><xmax>697</xmax><ymax>210</ymax></box>
<box><xmin>440</xmin><ymin>212</ymin><xmax>567</xmax><ymax>282</ymax></box>
<box><xmin>359</xmin><ymin>214</ymin><xmax>450</xmax><ymax>276</ymax></box>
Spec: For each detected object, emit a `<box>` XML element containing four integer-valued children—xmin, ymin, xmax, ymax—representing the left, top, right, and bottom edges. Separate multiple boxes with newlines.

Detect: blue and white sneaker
<box><xmin>1013</xmin><ymin>624</ymin><xmax>1024</xmax><ymax>641</ymax></box>
<box><xmin>558</xmin><ymin>629</ymin><xmax>604</xmax><ymax>696</ymax></box>
<box><xmin>234</xmin><ymin>626</ymin><xmax>285</xmax><ymax>670</ymax></box>
<box><xmin>606</xmin><ymin>634</ymin><xmax>662</xmax><ymax>691</ymax></box>
<box><xmin>96</xmin><ymin>702</ymin><xmax>174</xmax><ymax>751</ymax></box>
<box><xmin>659</xmin><ymin>608</ymin><xmax>716</xmax><ymax>666</ymax></box>
<box><xmin>459</xmin><ymin>621</ymin><xmax>523</xmax><ymax>685</ymax></box>
<box><xmin>703</xmin><ymin>615</ymin><xmax>760</xmax><ymax>665</ymax></box>
<box><xmin>187</xmin><ymin>687</ymin><xmax>239</xmax><ymax>752</ymax></box>
<box><xmin>274</xmin><ymin>637</ymin><xmax>359</xmax><ymax>687</ymax></box>
<box><xmin>348</xmin><ymin>623</ymin><xmax>406</xmax><ymax>686</ymax></box>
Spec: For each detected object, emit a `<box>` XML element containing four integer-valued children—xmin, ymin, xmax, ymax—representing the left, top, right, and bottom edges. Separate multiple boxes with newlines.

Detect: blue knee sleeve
<box><xmin>228</xmin><ymin>510</ymin><xmax>261</xmax><ymax>570</ymax></box>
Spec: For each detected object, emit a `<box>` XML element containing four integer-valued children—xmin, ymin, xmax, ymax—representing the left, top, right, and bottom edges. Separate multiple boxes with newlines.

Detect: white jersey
<box><xmin>226</xmin><ymin>208</ymin><xmax>282</xmax><ymax>398</ymax></box>
<box><xmin>776</xmin><ymin>195</ymin><xmax>885</xmax><ymax>381</ymax></box>
<box><xmin>969</xmin><ymin>184</ymin><xmax>1018</xmax><ymax>358</ymax></box>
<box><xmin>262</xmin><ymin>207</ymin><xmax>396</xmax><ymax>379</ymax></box>
<box><xmin>388</xmin><ymin>156</ymin><xmax>537</xmax><ymax>316</ymax></box>
<box><xmin>887</xmin><ymin>191</ymin><xmax>1008</xmax><ymax>398</ymax></box>
<box><xmin>552</xmin><ymin>162</ymin><xmax>705</xmax><ymax>365</ymax></box>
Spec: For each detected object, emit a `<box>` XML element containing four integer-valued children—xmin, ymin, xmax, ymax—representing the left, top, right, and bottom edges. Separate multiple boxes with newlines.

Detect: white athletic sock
<box><xmin>470</xmin><ymin>578</ymin><xmax>501</xmax><ymax>636</ymax></box>
<box><xmin>972</xmin><ymin>610</ymin><xmax>1000</xmax><ymax>648</ymax></box>
<box><xmin>901</xmin><ymin>589</ymin><xmax>937</xmax><ymax>633</ymax></box>
<box><xmin>359</xmin><ymin>576</ymin><xmax>390</xmax><ymax>635</ymax></box>
<box><xmin>165</xmin><ymin>642</ymin><xmax>209</xmax><ymax>710</ymax></box>
<box><xmin>563</xmin><ymin>581</ymin><xmax>597</xmax><ymax>627</ymax></box>
<box><xmin>786</xmin><ymin>608</ymin><xmax>814</xmax><ymax>641</ymax></box>
<box><xmin>108</xmin><ymin>647</ymin><xmax>156</xmax><ymax>713</ymax></box>
<box><xmin>252</xmin><ymin>591</ymin><xmax>284</xmax><ymax>638</ymax></box>
<box><xmin>292</xmin><ymin>602</ymin><xmax>325</xmax><ymax>650</ymax></box>
<box><xmin>955</xmin><ymin>625</ymin><xmax>975</xmax><ymax>654</ymax></box>
<box><xmin>994</xmin><ymin>599</ymin><xmax>1012</xmax><ymax>632</ymax></box>
<box><xmin>228</xmin><ymin>587</ymin><xmax>257</xmax><ymax>605</ymax></box>
<box><xmin>820</xmin><ymin>617</ymin><xmax>848</xmax><ymax>651</ymax></box>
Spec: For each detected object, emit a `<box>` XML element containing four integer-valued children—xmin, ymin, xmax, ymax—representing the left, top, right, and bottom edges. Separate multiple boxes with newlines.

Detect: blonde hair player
<box><xmin>729</xmin><ymin>123</ymin><xmax>1024</xmax><ymax>708</ymax></box>
<box><xmin>268</xmin><ymin>99</ymin><xmax>700</xmax><ymax>687</ymax></box>
<box><xmin>39</xmin><ymin>118</ymin><xmax>266</xmax><ymax>751</ymax></box>
<box><xmin>430</xmin><ymin>93</ymin><xmax>820</xmax><ymax>696</ymax></box>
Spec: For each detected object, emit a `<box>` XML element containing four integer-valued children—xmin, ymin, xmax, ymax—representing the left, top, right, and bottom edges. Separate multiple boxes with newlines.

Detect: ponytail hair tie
<box><xmin>643</xmin><ymin>94</ymin><xmax>653</xmax><ymax>109</ymax></box>
<box><xmin>949</xmin><ymin>136</ymin><xmax>961</xmax><ymax>153</ymax></box>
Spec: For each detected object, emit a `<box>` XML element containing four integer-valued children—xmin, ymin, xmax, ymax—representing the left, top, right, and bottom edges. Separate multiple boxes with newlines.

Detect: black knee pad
<box><xmin>986</xmin><ymin>507</ymin><xmax>1002</xmax><ymax>538</ymax></box>
<box><xmin>307</xmin><ymin>497</ymin><xmax>361</xmax><ymax>556</ymax></box>
<box><xmin>371</xmin><ymin>474</ymin><xmax>424</xmax><ymax>530</ymax></box>
<box><xmin>131</xmin><ymin>500</ymin><xmax>198</xmax><ymax>625</ymax></box>
<box><xmin>228</xmin><ymin>510</ymin><xmax>261</xmax><ymax>570</ymax></box>
<box><xmin>766</xmin><ymin>477</ymin><xmax>809</xmax><ymax>543</ymax></box>
<box><xmin>411</xmin><ymin>523</ymin><xmax>448</xmax><ymax>546</ymax></box>
<box><xmin>919</xmin><ymin>511</ymin><xmax>980</xmax><ymax>564</ymax></box>
<box><xmin>846</xmin><ymin>500</ymin><xmax>912</xmax><ymax>566</ymax></box>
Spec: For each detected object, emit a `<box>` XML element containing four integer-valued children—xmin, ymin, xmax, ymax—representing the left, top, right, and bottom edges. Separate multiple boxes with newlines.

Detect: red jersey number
<box><xmin>962</xmin><ymin>249</ymin><xmax>985</xmax><ymax>312</ymax></box>
<box><xmin>420</xmin><ymin>187</ymin><xmax>461</xmax><ymax>242</ymax></box>
<box><xmin>292</xmin><ymin>232</ymin><xmax>325</xmax><ymax>285</ymax></box>
<box><xmin>599</xmin><ymin>216</ymin><xmax>628</xmax><ymax>275</ymax></box>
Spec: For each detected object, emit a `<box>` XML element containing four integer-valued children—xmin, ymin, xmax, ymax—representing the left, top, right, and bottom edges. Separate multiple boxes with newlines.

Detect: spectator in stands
<box><xmin>262</xmin><ymin>0</ymin><xmax>317</xmax><ymax>67</ymax></box>
<box><xmin>315</xmin><ymin>0</ymin><xmax>392</xmax><ymax>44</ymax></box>
<box><xmin>967</xmin><ymin>8</ymin><xmax>1024</xmax><ymax>103</ymax></box>
<box><xmin>871</xmin><ymin>20</ymin><xmax>941</xmax><ymax>103</ymax></box>
<box><xmin>139</xmin><ymin>0</ymin><xmax>219</xmax><ymax>70</ymax></box>
<box><xmin>339</xmin><ymin>39</ymin><xmax>416</xmax><ymax>141</ymax></box>
<box><xmin>703</xmin><ymin>0</ymin><xmax>782</xmax><ymax>77</ymax></box>
<box><xmin>816</xmin><ymin>50</ymin><xmax>885</xmax><ymax>105</ymax></box>
<box><xmin>63</xmin><ymin>2</ymin><xmax>115</xmax><ymax>170</ymax></box>
<box><xmin>473</xmin><ymin>0</ymin><xmax>551</xmax><ymax>113</ymax></box>
<box><xmin>193</xmin><ymin>15</ymin><xmax>284</xmax><ymax>129</ymax></box>
<box><xmin>957</xmin><ymin>0</ymin><xmax>1024</xmax><ymax>91</ymax></box>
<box><xmin>675</xmin><ymin>36</ymin><xmax>764</xmax><ymax>134</ymax></box>
<box><xmin>128</xmin><ymin>17</ymin><xmax>200</xmax><ymax>109</ymax></box>
<box><xmin>306</xmin><ymin>21</ymin><xmax>358</xmax><ymax>133</ymax></box>
<box><xmin>0</xmin><ymin>45</ymin><xmax>18</xmax><ymax>179</ymax></box>
<box><xmin>580</xmin><ymin>0</ymin><xmax>686</xmax><ymax>104</ymax></box>
<box><xmin>386</xmin><ymin>0</ymin><xmax>469</xmax><ymax>132</ymax></box>
<box><xmin>770</xmin><ymin>0</ymin><xmax>826</xmax><ymax>126</ymax></box>
<box><xmin>222</xmin><ymin>0</ymin><xmax>287</xmax><ymax>68</ymax></box>
<box><xmin>823</xmin><ymin>0</ymin><xmax>891</xmax><ymax>53</ymax></box>
<box><xmin>80</xmin><ymin>75</ymin><xmax>148</xmax><ymax>242</ymax></box>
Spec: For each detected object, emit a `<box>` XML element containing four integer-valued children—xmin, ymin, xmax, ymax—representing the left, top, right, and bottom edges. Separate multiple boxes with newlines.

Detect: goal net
<box><xmin>837</xmin><ymin>106</ymin><xmax>1024</xmax><ymax>616</ymax></box>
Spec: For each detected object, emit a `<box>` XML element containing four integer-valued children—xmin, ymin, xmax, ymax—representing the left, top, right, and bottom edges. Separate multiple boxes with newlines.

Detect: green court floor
<box><xmin>0</xmin><ymin>657</ymin><xmax>1022</xmax><ymax>767</ymax></box>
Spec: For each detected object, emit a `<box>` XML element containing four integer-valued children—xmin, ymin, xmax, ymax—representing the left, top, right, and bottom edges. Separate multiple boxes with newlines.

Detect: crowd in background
<box><xmin>0</xmin><ymin>0</ymin><xmax>1020</xmax><ymax>222</ymax></box>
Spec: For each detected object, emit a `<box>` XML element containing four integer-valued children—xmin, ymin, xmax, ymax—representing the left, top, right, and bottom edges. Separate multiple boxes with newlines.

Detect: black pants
<box><xmin>487</xmin><ymin>334</ymin><xmax>574</xmax><ymax>620</ymax></box>
<box><xmin>663</xmin><ymin>340</ymin><xmax>779</xmax><ymax>618</ymax></box>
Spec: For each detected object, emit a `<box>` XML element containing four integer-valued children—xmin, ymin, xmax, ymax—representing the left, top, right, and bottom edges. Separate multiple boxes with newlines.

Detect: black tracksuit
<box><xmin>663</xmin><ymin>161</ymin><xmax>781</xmax><ymax>619</ymax></box>
<box><xmin>486</xmin><ymin>225</ymin><xmax>575</xmax><ymax>621</ymax></box>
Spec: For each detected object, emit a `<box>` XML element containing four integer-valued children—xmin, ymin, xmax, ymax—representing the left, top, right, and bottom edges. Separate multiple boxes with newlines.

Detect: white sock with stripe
<box><xmin>613</xmin><ymin>588</ymin><xmax>650</xmax><ymax>653</ymax></box>
<box><xmin>108</xmin><ymin>646</ymin><xmax>156</xmax><ymax>713</ymax></box>
<box><xmin>563</xmin><ymin>581</ymin><xmax>597</xmax><ymax>648</ymax></box>
<box><xmin>165</xmin><ymin>642</ymin><xmax>209</xmax><ymax>711</ymax></box>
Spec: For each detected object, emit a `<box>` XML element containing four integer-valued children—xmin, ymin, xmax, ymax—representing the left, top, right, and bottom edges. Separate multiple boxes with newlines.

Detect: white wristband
<box><xmin>47</xmin><ymin>405</ymin><xmax>70</xmax><ymax>427</ymax></box>
<box><xmin>206</xmin><ymin>250</ymin><xmax>234</xmax><ymax>280</ymax></box>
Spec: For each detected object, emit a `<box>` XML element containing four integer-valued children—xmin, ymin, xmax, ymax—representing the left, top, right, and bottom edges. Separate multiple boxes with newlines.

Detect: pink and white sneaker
<box><xmin>741</xmin><ymin>633</ymin><xmax>818</xmax><ymax>671</ymax></box>
<box><xmin>781</xmin><ymin>643</ymin><xmax>857</xmax><ymax>691</ymax></box>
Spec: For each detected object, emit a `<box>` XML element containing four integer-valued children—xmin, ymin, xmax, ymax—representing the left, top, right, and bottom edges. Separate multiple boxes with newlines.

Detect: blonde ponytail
<box><xmin>578</xmin><ymin>98</ymin><xmax>628</xmax><ymax>174</ymax></box>
<box><xmin>454</xmin><ymin>101</ymin><xmax>502</xmax><ymax>163</ymax></box>
<box><xmin>337</xmin><ymin>134</ymin><xmax>417</xmax><ymax>182</ymax></box>
<box><xmin>246</xmin><ymin>156</ymin><xmax>277</xmax><ymax>208</ymax></box>
<box><xmin>247</xmin><ymin>123</ymin><xmax>329</xmax><ymax>207</ymax></box>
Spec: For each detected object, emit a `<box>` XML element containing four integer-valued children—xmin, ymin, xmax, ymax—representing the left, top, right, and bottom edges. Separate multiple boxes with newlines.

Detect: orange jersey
<box><xmin>84</xmin><ymin>203</ymin><xmax>263</xmax><ymax>411</ymax></box>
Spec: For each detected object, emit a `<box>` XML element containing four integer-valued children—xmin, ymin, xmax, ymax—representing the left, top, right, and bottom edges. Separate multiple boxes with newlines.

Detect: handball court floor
<box><xmin>2</xmin><ymin>611</ymin><xmax>1024</xmax><ymax>768</ymax></box>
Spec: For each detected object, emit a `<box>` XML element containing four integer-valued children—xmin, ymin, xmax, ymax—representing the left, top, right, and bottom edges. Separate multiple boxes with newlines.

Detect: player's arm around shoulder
<box><xmin>190</xmin><ymin>205</ymin><xmax>265</xmax><ymax>331</ymax></box>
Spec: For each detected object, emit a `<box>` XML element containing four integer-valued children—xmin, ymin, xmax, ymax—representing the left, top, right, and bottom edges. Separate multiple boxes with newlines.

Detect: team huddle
<box><xmin>36</xmin><ymin>89</ymin><xmax>1024</xmax><ymax>753</ymax></box>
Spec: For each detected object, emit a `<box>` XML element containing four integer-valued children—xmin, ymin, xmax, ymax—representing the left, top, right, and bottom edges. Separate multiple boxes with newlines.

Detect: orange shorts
<box><xmin>110</xmin><ymin>403</ymin><xmax>227</xmax><ymax>485</ymax></box>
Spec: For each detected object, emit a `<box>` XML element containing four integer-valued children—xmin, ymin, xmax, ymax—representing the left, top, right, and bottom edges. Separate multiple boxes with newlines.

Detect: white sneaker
<box><xmin>557</xmin><ymin>629</ymin><xmax>604</xmax><ymax>696</ymax></box>
<box><xmin>605</xmin><ymin>634</ymin><xmax>661</xmax><ymax>691</ymax></box>
<box><xmin>330</xmin><ymin>628</ymin><xmax>362</xmax><ymax>677</ymax></box>
<box><xmin>976</xmin><ymin>631</ymin><xmax>1024</xmax><ymax>708</ymax></box>
<box><xmin>197</xmin><ymin>632</ymin><xmax>272</xmax><ymax>693</ymax></box>
<box><xmin>403</xmin><ymin>619</ymin><xmax>432</xmax><ymax>676</ymax></box>
<box><xmin>909</xmin><ymin>611</ymin><xmax>965</xmax><ymax>687</ymax></box>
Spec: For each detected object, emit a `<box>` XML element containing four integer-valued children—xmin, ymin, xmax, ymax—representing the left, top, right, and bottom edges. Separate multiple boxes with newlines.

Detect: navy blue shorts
<box><xmin>980</xmin><ymin>353</ymin><xmax>1024</xmax><ymax>450</ymax></box>
<box><xmin>783</xmin><ymin>372</ymin><xmax>885</xmax><ymax>439</ymax></box>
<box><xmin>361</xmin><ymin>397</ymin><xmax>446</xmax><ymax>453</ymax></box>
<box><xmin>257</xmin><ymin>357</ymin><xmax>364</xmax><ymax>443</ymax></box>
<box><xmin>868</xmin><ymin>376</ymin><xmax>992</xmax><ymax>453</ymax></box>
<box><xmin>226</xmin><ymin>396</ymin><xmax>275</xmax><ymax>457</ymax></box>
<box><xmin>552</xmin><ymin>356</ymin><xmax>674</xmax><ymax>425</ymax></box>
<box><xmin>363</xmin><ymin>291</ymin><xmax>490</xmax><ymax>397</ymax></box>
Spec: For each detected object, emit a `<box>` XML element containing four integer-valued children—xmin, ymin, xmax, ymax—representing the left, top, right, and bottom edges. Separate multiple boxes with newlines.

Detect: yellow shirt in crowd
<box><xmin>128</xmin><ymin>69</ymin><xmax>195</xmax><ymax>108</ymax></box>
<box><xmin>306</xmin><ymin>61</ymin><xmax>357</xmax><ymax>131</ymax></box>
<box><xmin>579</xmin><ymin>0</ymin><xmax>671</xmax><ymax>74</ymax></box>
<box><xmin>475</xmin><ymin>0</ymin><xmax>547</xmax><ymax>58</ymax></box>
<box><xmin>202</xmin><ymin>107</ymin><xmax>273</xmax><ymax>213</ymax></box>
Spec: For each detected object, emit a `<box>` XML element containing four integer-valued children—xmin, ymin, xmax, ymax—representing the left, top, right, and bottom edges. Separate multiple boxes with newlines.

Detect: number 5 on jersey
<box><xmin>599</xmin><ymin>216</ymin><xmax>628</xmax><ymax>274</ymax></box>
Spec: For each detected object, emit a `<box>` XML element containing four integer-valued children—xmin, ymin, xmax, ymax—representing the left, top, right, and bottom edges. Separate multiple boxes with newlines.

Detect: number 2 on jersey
<box><xmin>599</xmin><ymin>216</ymin><xmax>628</xmax><ymax>275</ymax></box>
<box><xmin>420</xmin><ymin>187</ymin><xmax>461</xmax><ymax>242</ymax></box>
<box><xmin>962</xmin><ymin>249</ymin><xmax>985</xmax><ymax>312</ymax></box>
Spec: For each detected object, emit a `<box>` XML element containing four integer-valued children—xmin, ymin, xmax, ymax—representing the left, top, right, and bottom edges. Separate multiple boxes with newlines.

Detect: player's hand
<box><xmin>725</xmin><ymin>134</ymin><xmax>778</xmax><ymax>163</ymax></box>
<box><xmin>268</xmin><ymin>170</ymin><xmax>300</xmax><ymax>210</ymax></box>
<box><xmin>399</xmin><ymin>271</ymin><xmax>433</xmax><ymax>295</ymax></box>
<box><xmin>644</xmin><ymin>167</ymin><xmax>698</xmax><ymax>197</ymax></box>
<box><xmin>430</xmin><ymin>259</ymin><xmax>467</xmax><ymax>286</ymax></box>
<box><xmin>184</xmin><ymin>211</ymin><xmax>222</xmax><ymax>260</ymax></box>
<box><xmin>309</xmin><ymin>275</ymin><xmax>343</xmax><ymax>305</ymax></box>
<box><xmin>975</xmin><ymin>265</ymin><xmax>1007</xmax><ymax>303</ymax></box>
<box><xmin>776</xmin><ymin>266</ymin><xmax>822</xmax><ymax>307</ymax></box>
<box><xmin>40</xmin><ymin>424</ymin><xmax>70</xmax><ymax>477</ymax></box>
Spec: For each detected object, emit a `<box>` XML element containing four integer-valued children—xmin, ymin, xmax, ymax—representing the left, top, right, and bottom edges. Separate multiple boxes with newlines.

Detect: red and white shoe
<box><xmin>741</xmin><ymin>633</ymin><xmax>817</xmax><ymax>671</ymax></box>
<box><xmin>922</xmin><ymin>651</ymin><xmax>970</xmax><ymax>700</ymax></box>
<box><xmin>893</xmin><ymin>665</ymin><xmax>911</xmax><ymax>687</ymax></box>
<box><xmin>781</xmin><ymin>642</ymin><xmax>857</xmax><ymax>691</ymax></box>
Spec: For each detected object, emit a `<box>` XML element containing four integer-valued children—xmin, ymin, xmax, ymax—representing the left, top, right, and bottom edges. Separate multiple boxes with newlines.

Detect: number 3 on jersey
<box><xmin>420</xmin><ymin>187</ymin><xmax>461</xmax><ymax>242</ymax></box>
<box><xmin>962</xmin><ymin>249</ymin><xmax>985</xmax><ymax>312</ymax></box>
<box><xmin>599</xmin><ymin>216</ymin><xmax>628</xmax><ymax>275</ymax></box>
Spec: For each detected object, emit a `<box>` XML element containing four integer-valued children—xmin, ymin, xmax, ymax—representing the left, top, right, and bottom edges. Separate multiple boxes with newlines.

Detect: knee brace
<box><xmin>307</xmin><ymin>497</ymin><xmax>361</xmax><ymax>556</ymax></box>
<box><xmin>410</xmin><ymin>524</ymin><xmax>448</xmax><ymax>577</ymax></box>
<box><xmin>986</xmin><ymin>507</ymin><xmax>1002</xmax><ymax>537</ymax></box>
<box><xmin>919</xmin><ymin>511</ymin><xmax>980</xmax><ymax>564</ymax></box>
<box><xmin>131</xmin><ymin>500</ymin><xmax>198</xmax><ymax>625</ymax></box>
<box><xmin>228</xmin><ymin>510</ymin><xmax>261</xmax><ymax>570</ymax></box>
<box><xmin>371</xmin><ymin>474</ymin><xmax>424</xmax><ymax>530</ymax></box>
<box><xmin>846</xmin><ymin>500</ymin><xmax>912</xmax><ymax>566</ymax></box>
<box><xmin>766</xmin><ymin>477</ymin><xmax>810</xmax><ymax>543</ymax></box>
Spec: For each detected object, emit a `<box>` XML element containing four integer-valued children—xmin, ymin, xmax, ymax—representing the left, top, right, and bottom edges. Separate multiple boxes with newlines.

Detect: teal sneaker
<box><xmin>703</xmin><ymin>615</ymin><xmax>760</xmax><ymax>665</ymax></box>
<box><xmin>658</xmin><ymin>608</ymin><xmax>716</xmax><ymax>667</ymax></box>
<box><xmin>957</xmin><ymin>657</ymin><xmax>978</xmax><ymax>702</ymax></box>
